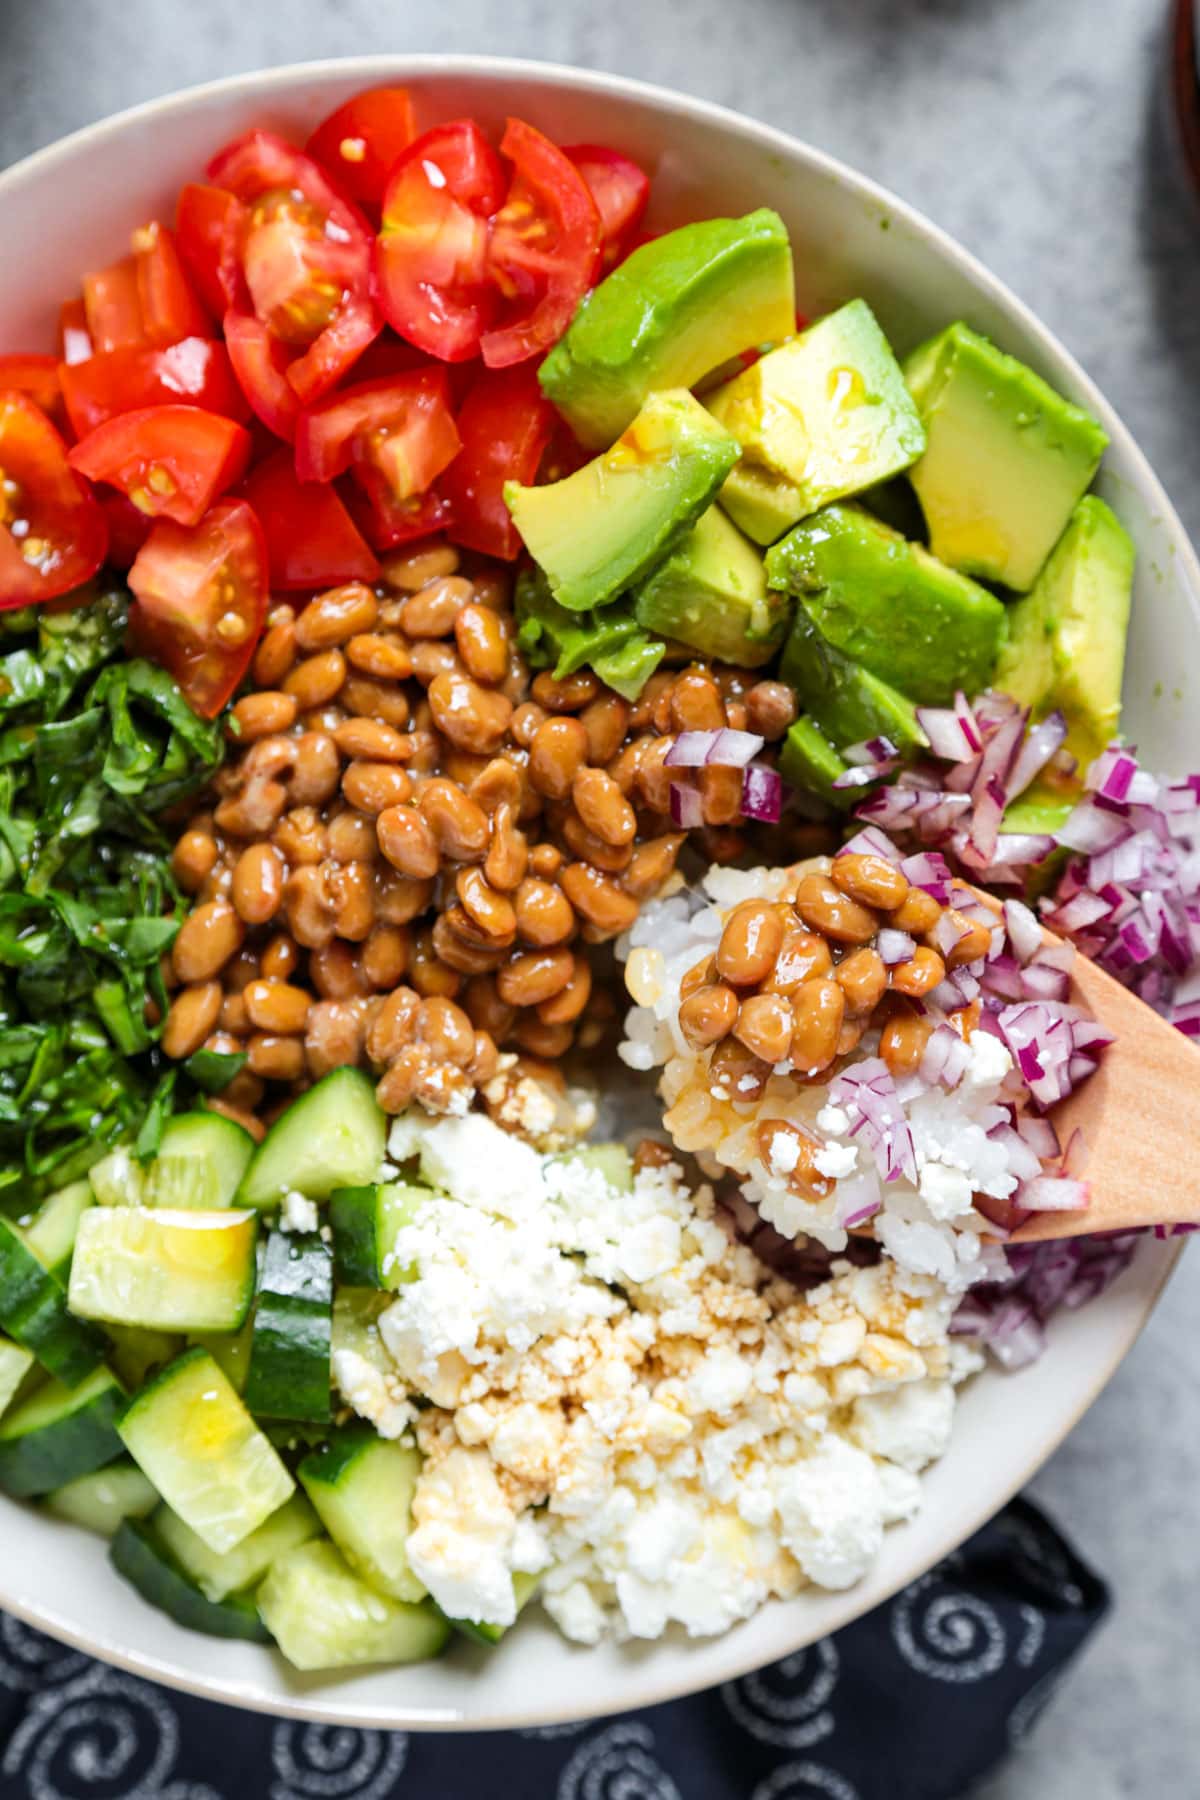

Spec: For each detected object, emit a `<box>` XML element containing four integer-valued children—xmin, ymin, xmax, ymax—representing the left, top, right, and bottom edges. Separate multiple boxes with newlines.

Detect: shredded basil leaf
<box><xmin>182</xmin><ymin>1048</ymin><xmax>249</xmax><ymax>1095</ymax></box>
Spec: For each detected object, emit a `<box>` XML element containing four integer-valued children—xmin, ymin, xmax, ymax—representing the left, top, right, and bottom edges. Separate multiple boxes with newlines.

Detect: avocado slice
<box><xmin>780</xmin><ymin>606</ymin><xmax>926</xmax><ymax>755</ymax></box>
<box><xmin>539</xmin><ymin>210</ymin><xmax>795</xmax><ymax>449</ymax></box>
<box><xmin>903</xmin><ymin>323</ymin><xmax>1108</xmax><ymax>593</ymax></box>
<box><xmin>591</xmin><ymin>633</ymin><xmax>667</xmax><ymax>701</ymax></box>
<box><xmin>993</xmin><ymin>495</ymin><xmax>1134</xmax><ymax>770</ymax></box>
<box><xmin>505</xmin><ymin>390</ymin><xmax>740</xmax><ymax>614</ymax></box>
<box><xmin>778</xmin><ymin>716</ymin><xmax>856</xmax><ymax>810</ymax></box>
<box><xmin>766</xmin><ymin>504</ymin><xmax>1006</xmax><ymax>705</ymax></box>
<box><xmin>514</xmin><ymin>570</ymin><xmax>666</xmax><ymax>701</ymax></box>
<box><xmin>633</xmin><ymin>504</ymin><xmax>788</xmax><ymax>666</ymax></box>
<box><xmin>706</xmin><ymin>300</ymin><xmax>927</xmax><ymax>546</ymax></box>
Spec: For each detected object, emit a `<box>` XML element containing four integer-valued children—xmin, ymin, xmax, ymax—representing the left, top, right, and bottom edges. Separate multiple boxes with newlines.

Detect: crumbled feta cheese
<box><xmin>279</xmin><ymin>1190</ymin><xmax>319</xmax><ymax>1234</ymax></box>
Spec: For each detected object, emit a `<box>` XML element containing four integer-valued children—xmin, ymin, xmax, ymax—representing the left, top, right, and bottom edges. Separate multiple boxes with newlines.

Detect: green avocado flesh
<box><xmin>766</xmin><ymin>504</ymin><xmax>1006</xmax><ymax>704</ymax></box>
<box><xmin>993</xmin><ymin>495</ymin><xmax>1134</xmax><ymax>771</ymax></box>
<box><xmin>539</xmin><ymin>209</ymin><xmax>795</xmax><ymax>449</ymax></box>
<box><xmin>780</xmin><ymin>606</ymin><xmax>925</xmax><ymax>756</ymax></box>
<box><xmin>514</xmin><ymin>570</ymin><xmax>665</xmax><ymax>700</ymax></box>
<box><xmin>778</xmin><ymin>716</ymin><xmax>855</xmax><ymax>809</ymax></box>
<box><xmin>633</xmin><ymin>504</ymin><xmax>788</xmax><ymax>666</ymax></box>
<box><xmin>903</xmin><ymin>322</ymin><xmax>1108</xmax><ymax>593</ymax></box>
<box><xmin>505</xmin><ymin>389</ymin><xmax>739</xmax><ymax>614</ymax></box>
<box><xmin>706</xmin><ymin>299</ymin><xmax>927</xmax><ymax>545</ymax></box>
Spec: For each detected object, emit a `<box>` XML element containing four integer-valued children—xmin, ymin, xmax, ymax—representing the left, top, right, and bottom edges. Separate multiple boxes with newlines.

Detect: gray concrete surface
<box><xmin>0</xmin><ymin>2</ymin><xmax>1195</xmax><ymax>1793</ymax></box>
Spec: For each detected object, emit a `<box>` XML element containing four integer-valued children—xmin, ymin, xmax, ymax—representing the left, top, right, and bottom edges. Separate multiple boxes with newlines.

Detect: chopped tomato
<box><xmin>99</xmin><ymin>490</ymin><xmax>152</xmax><ymax>569</ymax></box>
<box><xmin>133</xmin><ymin>221</ymin><xmax>212</xmax><ymax>345</ymax></box>
<box><xmin>58</xmin><ymin>300</ymin><xmax>93</xmax><ymax>367</ymax></box>
<box><xmin>481</xmin><ymin>118</ymin><xmax>602</xmax><ymax>368</ymax></box>
<box><xmin>127</xmin><ymin>497</ymin><xmax>268</xmax><ymax>717</ymax></box>
<box><xmin>306</xmin><ymin>86</ymin><xmax>417</xmax><ymax>212</ymax></box>
<box><xmin>295</xmin><ymin>369</ymin><xmax>460</xmax><ymax>512</ymax></box>
<box><xmin>82</xmin><ymin>256</ymin><xmax>146</xmax><ymax>354</ymax></box>
<box><xmin>375</xmin><ymin>120</ymin><xmax>506</xmax><ymax>363</ymax></box>
<box><xmin>176</xmin><ymin>183</ymin><xmax>246</xmax><ymax>317</ymax></box>
<box><xmin>439</xmin><ymin>364</ymin><xmax>551</xmax><ymax>560</ymax></box>
<box><xmin>223</xmin><ymin>309</ymin><xmax>303</xmax><ymax>441</ymax></box>
<box><xmin>207</xmin><ymin>129</ymin><xmax>380</xmax><ymax>403</ymax></box>
<box><xmin>60</xmin><ymin>338</ymin><xmax>250</xmax><ymax>440</ymax></box>
<box><xmin>0</xmin><ymin>391</ymin><xmax>108</xmax><ymax>607</ymax></box>
<box><xmin>563</xmin><ymin>144</ymin><xmax>650</xmax><ymax>270</ymax></box>
<box><xmin>0</xmin><ymin>356</ymin><xmax>65</xmax><ymax>430</ymax></box>
<box><xmin>69</xmin><ymin>406</ymin><xmax>251</xmax><ymax>528</ymax></box>
<box><xmin>242</xmin><ymin>448</ymin><xmax>379</xmax><ymax>590</ymax></box>
<box><xmin>342</xmin><ymin>477</ymin><xmax>454</xmax><ymax>553</ymax></box>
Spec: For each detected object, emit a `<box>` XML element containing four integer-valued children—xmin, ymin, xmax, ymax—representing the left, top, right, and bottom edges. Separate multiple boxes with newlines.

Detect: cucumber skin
<box><xmin>45</xmin><ymin>1460</ymin><xmax>159</xmax><ymax>1535</ymax></box>
<box><xmin>0</xmin><ymin>1371</ymin><xmax>124</xmax><ymax>1499</ymax></box>
<box><xmin>235</xmin><ymin>1068</ymin><xmax>387</xmax><ymax>1210</ymax></box>
<box><xmin>110</xmin><ymin>1519</ymin><xmax>272</xmax><ymax>1643</ymax></box>
<box><xmin>257</xmin><ymin>1539</ymin><xmax>449</xmax><ymax>1671</ymax></box>
<box><xmin>0</xmin><ymin>1218</ymin><xmax>104</xmax><ymax>1387</ymax></box>
<box><xmin>244</xmin><ymin>1232</ymin><xmax>332</xmax><ymax>1424</ymax></box>
<box><xmin>329</xmin><ymin>1187</ymin><xmax>379</xmax><ymax>1287</ymax></box>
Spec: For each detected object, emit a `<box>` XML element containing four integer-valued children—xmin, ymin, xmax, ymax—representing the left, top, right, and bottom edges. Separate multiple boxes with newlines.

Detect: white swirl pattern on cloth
<box><xmin>269</xmin><ymin>1724</ymin><xmax>409</xmax><ymax>1800</ymax></box>
<box><xmin>721</xmin><ymin>1642</ymin><xmax>839</xmax><ymax>1748</ymax></box>
<box><xmin>890</xmin><ymin>1563</ymin><xmax>1007</xmax><ymax>1683</ymax></box>
<box><xmin>750</xmin><ymin>1763</ymin><xmax>862</xmax><ymax>1800</ymax></box>
<box><xmin>0</xmin><ymin>1616</ymin><xmax>90</xmax><ymax>1693</ymax></box>
<box><xmin>1</xmin><ymin>1665</ymin><xmax>219</xmax><ymax>1800</ymax></box>
<box><xmin>556</xmin><ymin>1722</ymin><xmax>683</xmax><ymax>1800</ymax></box>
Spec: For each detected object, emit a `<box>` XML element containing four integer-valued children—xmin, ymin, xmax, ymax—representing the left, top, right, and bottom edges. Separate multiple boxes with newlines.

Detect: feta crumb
<box><xmin>279</xmin><ymin>1190</ymin><xmax>319</xmax><ymax>1234</ymax></box>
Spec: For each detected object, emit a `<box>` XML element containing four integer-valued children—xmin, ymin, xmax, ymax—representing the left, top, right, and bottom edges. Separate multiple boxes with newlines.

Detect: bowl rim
<box><xmin>0</xmin><ymin>50</ymin><xmax>1193</xmax><ymax>1731</ymax></box>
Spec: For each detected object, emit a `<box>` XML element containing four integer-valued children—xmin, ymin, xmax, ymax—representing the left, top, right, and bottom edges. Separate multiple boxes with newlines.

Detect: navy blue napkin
<box><xmin>0</xmin><ymin>1497</ymin><xmax>1103</xmax><ymax>1800</ymax></box>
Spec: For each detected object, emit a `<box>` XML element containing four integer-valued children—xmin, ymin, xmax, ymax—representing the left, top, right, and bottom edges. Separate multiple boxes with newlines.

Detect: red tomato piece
<box><xmin>99</xmin><ymin>490</ymin><xmax>152</xmax><ymax>569</ymax></box>
<box><xmin>481</xmin><ymin>118</ymin><xmax>602</xmax><ymax>369</ymax></box>
<box><xmin>0</xmin><ymin>392</ymin><xmax>108</xmax><ymax>607</ymax></box>
<box><xmin>127</xmin><ymin>497</ymin><xmax>268</xmax><ymax>717</ymax></box>
<box><xmin>295</xmin><ymin>369</ymin><xmax>460</xmax><ymax>506</ymax></box>
<box><xmin>562</xmin><ymin>144</ymin><xmax>650</xmax><ymax>271</ymax></box>
<box><xmin>59</xmin><ymin>300</ymin><xmax>93</xmax><ymax>367</ymax></box>
<box><xmin>223</xmin><ymin>309</ymin><xmax>304</xmax><ymax>442</ymax></box>
<box><xmin>69</xmin><ymin>406</ymin><xmax>252</xmax><ymax>529</ymax></box>
<box><xmin>132</xmin><ymin>220</ymin><xmax>212</xmax><ymax>346</ymax></box>
<box><xmin>176</xmin><ymin>183</ymin><xmax>246</xmax><ymax>318</ymax></box>
<box><xmin>306</xmin><ymin>86</ymin><xmax>417</xmax><ymax>212</ymax></box>
<box><xmin>60</xmin><ymin>337</ymin><xmax>250</xmax><ymax>441</ymax></box>
<box><xmin>375</xmin><ymin>120</ymin><xmax>507</xmax><ymax>363</ymax></box>
<box><xmin>82</xmin><ymin>256</ymin><xmax>146</xmax><ymax>355</ymax></box>
<box><xmin>207</xmin><ymin>130</ymin><xmax>381</xmax><ymax>404</ymax></box>
<box><xmin>0</xmin><ymin>355</ymin><xmax>65</xmax><ymax>430</ymax></box>
<box><xmin>341</xmin><ymin>477</ymin><xmax>455</xmax><ymax>553</ymax></box>
<box><xmin>439</xmin><ymin>364</ymin><xmax>552</xmax><ymax>560</ymax></box>
<box><xmin>242</xmin><ymin>448</ymin><xmax>380</xmax><ymax>590</ymax></box>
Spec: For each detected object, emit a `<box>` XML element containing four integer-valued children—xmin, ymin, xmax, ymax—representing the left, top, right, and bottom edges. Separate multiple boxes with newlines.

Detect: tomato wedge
<box><xmin>480</xmin><ymin>118</ymin><xmax>601</xmax><ymax>368</ymax></box>
<box><xmin>563</xmin><ymin>144</ymin><xmax>650</xmax><ymax>271</ymax></box>
<box><xmin>82</xmin><ymin>256</ymin><xmax>146</xmax><ymax>354</ymax></box>
<box><xmin>133</xmin><ymin>221</ymin><xmax>212</xmax><ymax>345</ymax></box>
<box><xmin>127</xmin><ymin>497</ymin><xmax>268</xmax><ymax>717</ymax></box>
<box><xmin>375</xmin><ymin>121</ymin><xmax>506</xmax><ymax>363</ymax></box>
<box><xmin>306</xmin><ymin>86</ymin><xmax>417</xmax><ymax>212</ymax></box>
<box><xmin>69</xmin><ymin>406</ymin><xmax>252</xmax><ymax>528</ymax></box>
<box><xmin>295</xmin><ymin>369</ymin><xmax>460</xmax><ymax>504</ymax></box>
<box><xmin>223</xmin><ymin>310</ymin><xmax>303</xmax><ymax>441</ymax></box>
<box><xmin>99</xmin><ymin>490</ymin><xmax>152</xmax><ymax>570</ymax></box>
<box><xmin>59</xmin><ymin>300</ymin><xmax>92</xmax><ymax>367</ymax></box>
<box><xmin>0</xmin><ymin>356</ymin><xmax>65</xmax><ymax>430</ymax></box>
<box><xmin>243</xmin><ymin>448</ymin><xmax>380</xmax><ymax>590</ymax></box>
<box><xmin>176</xmin><ymin>183</ymin><xmax>245</xmax><ymax>318</ymax></box>
<box><xmin>342</xmin><ymin>478</ymin><xmax>454</xmax><ymax>553</ymax></box>
<box><xmin>60</xmin><ymin>338</ymin><xmax>250</xmax><ymax>440</ymax></box>
<box><xmin>207</xmin><ymin>130</ymin><xmax>380</xmax><ymax>404</ymax></box>
<box><xmin>0</xmin><ymin>392</ymin><xmax>108</xmax><ymax>607</ymax></box>
<box><xmin>439</xmin><ymin>364</ymin><xmax>552</xmax><ymax>560</ymax></box>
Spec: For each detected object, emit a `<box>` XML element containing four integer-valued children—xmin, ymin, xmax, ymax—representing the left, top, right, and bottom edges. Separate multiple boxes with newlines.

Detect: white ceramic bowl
<box><xmin>0</xmin><ymin>55</ymin><xmax>1191</xmax><ymax>1732</ymax></box>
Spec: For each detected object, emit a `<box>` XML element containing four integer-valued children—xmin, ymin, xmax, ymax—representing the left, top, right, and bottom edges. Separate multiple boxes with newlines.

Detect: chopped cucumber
<box><xmin>143</xmin><ymin>1112</ymin><xmax>256</xmax><ymax>1210</ymax></box>
<box><xmin>329</xmin><ymin>1183</ymin><xmax>425</xmax><ymax>1289</ymax></box>
<box><xmin>0</xmin><ymin>1216</ymin><xmax>104</xmax><ymax>1386</ymax></box>
<box><xmin>450</xmin><ymin>1570</ymin><xmax>542</xmax><ymax>1647</ymax></box>
<box><xmin>0</xmin><ymin>1365</ymin><xmax>124</xmax><ymax>1498</ymax></box>
<box><xmin>331</xmin><ymin>1287</ymin><xmax>391</xmax><ymax>1374</ymax></box>
<box><xmin>244</xmin><ymin>1230</ymin><xmax>333</xmax><ymax>1424</ymax></box>
<box><xmin>0</xmin><ymin>1336</ymin><xmax>35</xmax><ymax>1418</ymax></box>
<box><xmin>236</xmin><ymin>1069</ymin><xmax>387</xmax><ymax>1210</ymax></box>
<box><xmin>188</xmin><ymin>1317</ymin><xmax>254</xmax><ymax>1392</ymax></box>
<box><xmin>45</xmin><ymin>1459</ymin><xmax>159</xmax><ymax>1534</ymax></box>
<box><xmin>154</xmin><ymin>1492</ymin><xmax>321</xmax><ymax>1602</ymax></box>
<box><xmin>22</xmin><ymin>1181</ymin><xmax>93</xmax><ymax>1280</ymax></box>
<box><xmin>118</xmin><ymin>1348</ymin><xmax>294</xmax><ymax>1554</ymax></box>
<box><xmin>257</xmin><ymin>1539</ymin><xmax>449</xmax><ymax>1671</ymax></box>
<box><xmin>104</xmin><ymin>1326</ymin><xmax>184</xmax><ymax>1390</ymax></box>
<box><xmin>552</xmin><ymin>1143</ymin><xmax>634</xmax><ymax>1193</ymax></box>
<box><xmin>88</xmin><ymin>1145</ymin><xmax>145</xmax><ymax>1207</ymax></box>
<box><xmin>299</xmin><ymin>1428</ymin><xmax>425</xmax><ymax>1602</ymax></box>
<box><xmin>110</xmin><ymin>1518</ymin><xmax>272</xmax><ymax>1643</ymax></box>
<box><xmin>69</xmin><ymin>1208</ymin><xmax>257</xmax><ymax>1333</ymax></box>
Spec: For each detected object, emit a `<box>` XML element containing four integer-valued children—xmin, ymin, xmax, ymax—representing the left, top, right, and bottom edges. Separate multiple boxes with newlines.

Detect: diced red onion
<box><xmin>664</xmin><ymin>728</ymin><xmax>765</xmax><ymax>769</ymax></box>
<box><xmin>1019</xmin><ymin>1176</ymin><xmax>1090</xmax><ymax>1211</ymax></box>
<box><xmin>669</xmin><ymin>781</ymin><xmax>703</xmax><ymax>828</ymax></box>
<box><xmin>877</xmin><ymin>928</ymin><xmax>917</xmax><ymax>966</ymax></box>
<box><xmin>740</xmin><ymin>763</ymin><xmax>782</xmax><ymax>823</ymax></box>
<box><xmin>829</xmin><ymin>1057</ymin><xmax>917</xmax><ymax>1185</ymax></box>
<box><xmin>840</xmin><ymin>826</ymin><xmax>903</xmax><ymax>864</ymax></box>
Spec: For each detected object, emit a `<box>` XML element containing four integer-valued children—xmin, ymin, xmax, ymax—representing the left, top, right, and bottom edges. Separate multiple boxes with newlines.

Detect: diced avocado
<box><xmin>993</xmin><ymin>495</ymin><xmax>1134</xmax><ymax>769</ymax></box>
<box><xmin>1001</xmin><ymin>793</ymin><xmax>1074</xmax><ymax>836</ymax></box>
<box><xmin>514</xmin><ymin>571</ymin><xmax>665</xmax><ymax>701</ymax></box>
<box><xmin>903</xmin><ymin>322</ymin><xmax>1108</xmax><ymax>592</ymax></box>
<box><xmin>778</xmin><ymin>716</ymin><xmax>855</xmax><ymax>810</ymax></box>
<box><xmin>766</xmin><ymin>504</ymin><xmax>1006</xmax><ymax>704</ymax></box>
<box><xmin>633</xmin><ymin>505</ymin><xmax>788</xmax><ymax>666</ymax></box>
<box><xmin>706</xmin><ymin>300</ymin><xmax>926</xmax><ymax>545</ymax></box>
<box><xmin>539</xmin><ymin>209</ymin><xmax>795</xmax><ymax>449</ymax></box>
<box><xmin>780</xmin><ymin>606</ymin><xmax>925</xmax><ymax>755</ymax></box>
<box><xmin>591</xmin><ymin>633</ymin><xmax>666</xmax><ymax>701</ymax></box>
<box><xmin>506</xmin><ymin>390</ymin><xmax>739</xmax><ymax>613</ymax></box>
